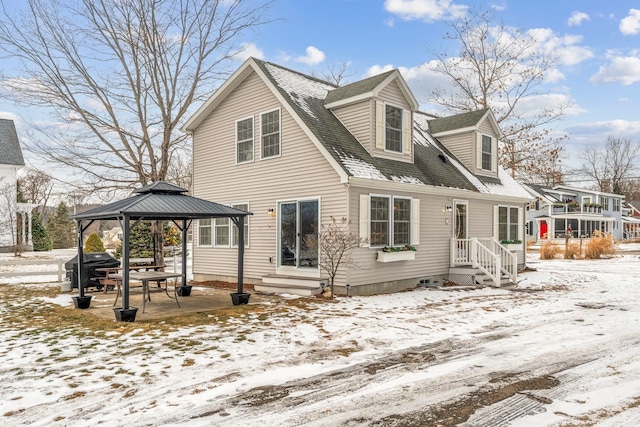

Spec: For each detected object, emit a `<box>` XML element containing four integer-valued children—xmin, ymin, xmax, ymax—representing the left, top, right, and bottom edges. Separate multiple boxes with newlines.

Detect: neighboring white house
<box><xmin>183</xmin><ymin>58</ymin><xmax>533</xmax><ymax>295</ymax></box>
<box><xmin>522</xmin><ymin>183</ymin><xmax>625</xmax><ymax>241</ymax></box>
<box><xmin>0</xmin><ymin>119</ymin><xmax>34</xmax><ymax>252</ymax></box>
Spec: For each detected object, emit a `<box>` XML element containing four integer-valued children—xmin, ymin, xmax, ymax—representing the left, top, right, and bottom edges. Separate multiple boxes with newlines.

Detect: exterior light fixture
<box><xmin>267</xmin><ymin>208</ymin><xmax>276</xmax><ymax>216</ymax></box>
<box><xmin>445</xmin><ymin>205</ymin><xmax>452</xmax><ymax>212</ymax></box>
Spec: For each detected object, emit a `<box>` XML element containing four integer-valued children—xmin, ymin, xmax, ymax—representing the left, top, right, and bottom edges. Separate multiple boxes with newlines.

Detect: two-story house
<box><xmin>522</xmin><ymin>183</ymin><xmax>625</xmax><ymax>241</ymax></box>
<box><xmin>0</xmin><ymin>118</ymin><xmax>34</xmax><ymax>252</ymax></box>
<box><xmin>183</xmin><ymin>58</ymin><xmax>532</xmax><ymax>295</ymax></box>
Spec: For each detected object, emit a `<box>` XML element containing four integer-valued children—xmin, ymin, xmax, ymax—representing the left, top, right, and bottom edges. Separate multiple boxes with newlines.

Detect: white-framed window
<box><xmin>613</xmin><ymin>198</ymin><xmax>621</xmax><ymax>212</ymax></box>
<box><xmin>232</xmin><ymin>203</ymin><xmax>249</xmax><ymax>247</ymax></box>
<box><xmin>385</xmin><ymin>104</ymin><xmax>403</xmax><ymax>153</ymax></box>
<box><xmin>236</xmin><ymin>116</ymin><xmax>254</xmax><ymax>164</ymax></box>
<box><xmin>213</xmin><ymin>203</ymin><xmax>250</xmax><ymax>247</ymax></box>
<box><xmin>198</xmin><ymin>218</ymin><xmax>212</xmax><ymax>246</ymax></box>
<box><xmin>600</xmin><ymin>196</ymin><xmax>609</xmax><ymax>210</ymax></box>
<box><xmin>481</xmin><ymin>135</ymin><xmax>492</xmax><ymax>171</ymax></box>
<box><xmin>214</xmin><ymin>217</ymin><xmax>230</xmax><ymax>246</ymax></box>
<box><xmin>261</xmin><ymin>108</ymin><xmax>280</xmax><ymax>159</ymax></box>
<box><xmin>497</xmin><ymin>206</ymin><xmax>520</xmax><ymax>241</ymax></box>
<box><xmin>369</xmin><ymin>195</ymin><xmax>413</xmax><ymax>247</ymax></box>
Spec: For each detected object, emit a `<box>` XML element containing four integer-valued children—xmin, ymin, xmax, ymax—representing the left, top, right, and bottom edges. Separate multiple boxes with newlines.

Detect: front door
<box><xmin>540</xmin><ymin>220</ymin><xmax>548</xmax><ymax>239</ymax></box>
<box><xmin>278</xmin><ymin>199</ymin><xmax>319</xmax><ymax>269</ymax></box>
<box><xmin>454</xmin><ymin>201</ymin><xmax>468</xmax><ymax>239</ymax></box>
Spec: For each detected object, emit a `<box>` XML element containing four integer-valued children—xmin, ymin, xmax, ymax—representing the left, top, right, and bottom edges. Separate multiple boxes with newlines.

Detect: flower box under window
<box><xmin>376</xmin><ymin>250</ymin><xmax>416</xmax><ymax>262</ymax></box>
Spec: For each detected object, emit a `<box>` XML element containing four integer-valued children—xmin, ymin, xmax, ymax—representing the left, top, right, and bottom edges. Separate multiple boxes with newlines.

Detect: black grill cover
<box><xmin>65</xmin><ymin>253</ymin><xmax>120</xmax><ymax>289</ymax></box>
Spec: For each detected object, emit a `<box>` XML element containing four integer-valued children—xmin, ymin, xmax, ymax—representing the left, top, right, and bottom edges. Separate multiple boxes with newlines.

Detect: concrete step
<box><xmin>257</xmin><ymin>274</ymin><xmax>327</xmax><ymax>296</ymax></box>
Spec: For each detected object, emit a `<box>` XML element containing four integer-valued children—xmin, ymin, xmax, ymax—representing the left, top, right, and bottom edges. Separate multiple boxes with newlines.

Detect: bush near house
<box><xmin>84</xmin><ymin>233</ymin><xmax>105</xmax><ymax>253</ymax></box>
<box><xmin>584</xmin><ymin>230</ymin><xmax>615</xmax><ymax>259</ymax></box>
<box><xmin>564</xmin><ymin>241</ymin><xmax>582</xmax><ymax>259</ymax></box>
<box><xmin>540</xmin><ymin>241</ymin><xmax>562</xmax><ymax>259</ymax></box>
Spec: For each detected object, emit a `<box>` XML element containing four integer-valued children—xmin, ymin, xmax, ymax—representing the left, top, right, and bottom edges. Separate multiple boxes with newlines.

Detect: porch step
<box><xmin>448</xmin><ymin>267</ymin><xmax>514</xmax><ymax>288</ymax></box>
<box><xmin>256</xmin><ymin>274</ymin><xmax>327</xmax><ymax>296</ymax></box>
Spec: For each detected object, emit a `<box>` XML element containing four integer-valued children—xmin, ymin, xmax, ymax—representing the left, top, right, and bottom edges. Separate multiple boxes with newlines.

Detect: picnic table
<box><xmin>107</xmin><ymin>270</ymin><xmax>183</xmax><ymax>313</ymax></box>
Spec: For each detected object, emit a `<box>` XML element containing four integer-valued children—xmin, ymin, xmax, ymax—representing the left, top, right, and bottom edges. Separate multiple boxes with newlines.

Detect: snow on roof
<box><xmin>264</xmin><ymin>62</ymin><xmax>334</xmax><ymax>121</ymax></box>
<box><xmin>335</xmin><ymin>150</ymin><xmax>388</xmax><ymax>181</ymax></box>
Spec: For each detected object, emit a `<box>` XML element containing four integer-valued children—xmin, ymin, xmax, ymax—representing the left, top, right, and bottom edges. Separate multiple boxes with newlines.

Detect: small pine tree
<box><xmin>114</xmin><ymin>220</ymin><xmax>181</xmax><ymax>259</ymax></box>
<box><xmin>46</xmin><ymin>202</ymin><xmax>75</xmax><ymax>249</ymax></box>
<box><xmin>84</xmin><ymin>233</ymin><xmax>105</xmax><ymax>253</ymax></box>
<box><xmin>32</xmin><ymin>210</ymin><xmax>52</xmax><ymax>251</ymax></box>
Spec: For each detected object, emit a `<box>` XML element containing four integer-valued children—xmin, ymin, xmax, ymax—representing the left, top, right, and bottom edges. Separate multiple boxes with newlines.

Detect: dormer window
<box><xmin>385</xmin><ymin>104</ymin><xmax>403</xmax><ymax>152</ymax></box>
<box><xmin>481</xmin><ymin>135</ymin><xmax>492</xmax><ymax>170</ymax></box>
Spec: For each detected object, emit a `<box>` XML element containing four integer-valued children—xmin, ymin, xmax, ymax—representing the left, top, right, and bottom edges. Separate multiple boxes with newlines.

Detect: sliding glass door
<box><xmin>278</xmin><ymin>199</ymin><xmax>319</xmax><ymax>269</ymax></box>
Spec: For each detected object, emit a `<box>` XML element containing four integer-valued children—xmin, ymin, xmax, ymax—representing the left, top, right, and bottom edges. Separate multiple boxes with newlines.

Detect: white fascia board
<box><xmin>347</xmin><ymin>177</ymin><xmax>532</xmax><ymax>203</ymax></box>
<box><xmin>373</xmin><ymin>70</ymin><xmax>420</xmax><ymax>110</ymax></box>
<box><xmin>482</xmin><ymin>109</ymin><xmax>503</xmax><ymax>139</ymax></box>
<box><xmin>182</xmin><ymin>59</ymin><xmax>256</xmax><ymax>133</ymax></box>
<box><xmin>553</xmin><ymin>185</ymin><xmax>624</xmax><ymax>199</ymax></box>
<box><xmin>324</xmin><ymin>91</ymin><xmax>374</xmax><ymax>109</ymax></box>
<box><xmin>431</xmin><ymin>126</ymin><xmax>477</xmax><ymax>137</ymax></box>
<box><xmin>252</xmin><ymin>66</ymin><xmax>350</xmax><ymax>184</ymax></box>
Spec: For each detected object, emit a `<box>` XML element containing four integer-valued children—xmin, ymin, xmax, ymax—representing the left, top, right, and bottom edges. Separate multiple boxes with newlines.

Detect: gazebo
<box><xmin>71</xmin><ymin>181</ymin><xmax>253</xmax><ymax>321</ymax></box>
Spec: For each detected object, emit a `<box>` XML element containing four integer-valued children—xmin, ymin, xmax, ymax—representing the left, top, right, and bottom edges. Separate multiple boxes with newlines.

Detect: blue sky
<box><xmin>233</xmin><ymin>0</ymin><xmax>640</xmax><ymax>165</ymax></box>
<box><xmin>1</xmin><ymin>0</ymin><xmax>639</xmax><ymax>177</ymax></box>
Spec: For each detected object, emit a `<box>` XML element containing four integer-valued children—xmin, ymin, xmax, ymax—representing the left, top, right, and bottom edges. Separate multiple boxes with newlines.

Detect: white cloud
<box><xmin>590</xmin><ymin>54</ymin><xmax>640</xmax><ymax>85</ymax></box>
<box><xmin>232</xmin><ymin>42</ymin><xmax>265</xmax><ymax>61</ymax></box>
<box><xmin>364</xmin><ymin>64</ymin><xmax>395</xmax><ymax>77</ymax></box>
<box><xmin>620</xmin><ymin>9</ymin><xmax>640</xmax><ymax>35</ymax></box>
<box><xmin>526</xmin><ymin>29</ymin><xmax>594</xmax><ymax>66</ymax></box>
<box><xmin>294</xmin><ymin>46</ymin><xmax>325</xmax><ymax>66</ymax></box>
<box><xmin>568</xmin><ymin>11</ymin><xmax>589</xmax><ymax>27</ymax></box>
<box><xmin>384</xmin><ymin>0</ymin><xmax>467</xmax><ymax>22</ymax></box>
<box><xmin>566</xmin><ymin>119</ymin><xmax>640</xmax><ymax>146</ymax></box>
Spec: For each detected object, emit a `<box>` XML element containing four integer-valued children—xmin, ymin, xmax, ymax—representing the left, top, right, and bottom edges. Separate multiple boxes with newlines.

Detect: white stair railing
<box><xmin>451</xmin><ymin>237</ymin><xmax>517</xmax><ymax>286</ymax></box>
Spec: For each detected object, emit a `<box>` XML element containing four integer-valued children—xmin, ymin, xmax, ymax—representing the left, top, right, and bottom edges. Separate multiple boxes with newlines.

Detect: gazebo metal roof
<box><xmin>74</xmin><ymin>181</ymin><xmax>251</xmax><ymax>221</ymax></box>
<box><xmin>71</xmin><ymin>181</ymin><xmax>253</xmax><ymax>321</ymax></box>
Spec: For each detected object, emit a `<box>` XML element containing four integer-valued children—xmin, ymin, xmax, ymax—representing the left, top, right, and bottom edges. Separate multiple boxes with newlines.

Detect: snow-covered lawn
<box><xmin>1</xmin><ymin>249</ymin><xmax>640</xmax><ymax>426</ymax></box>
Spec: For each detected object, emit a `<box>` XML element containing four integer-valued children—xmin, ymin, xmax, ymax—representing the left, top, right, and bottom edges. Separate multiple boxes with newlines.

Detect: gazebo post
<box><xmin>237</xmin><ymin>215</ymin><xmax>245</xmax><ymax>294</ymax></box>
<box><xmin>181</xmin><ymin>219</ymin><xmax>188</xmax><ymax>287</ymax></box>
<box><xmin>71</xmin><ymin>220</ymin><xmax>92</xmax><ymax>309</ymax></box>
<box><xmin>230</xmin><ymin>215</ymin><xmax>250</xmax><ymax>305</ymax></box>
<box><xmin>77</xmin><ymin>220</ymin><xmax>84</xmax><ymax>298</ymax></box>
<box><xmin>122</xmin><ymin>215</ymin><xmax>131</xmax><ymax>309</ymax></box>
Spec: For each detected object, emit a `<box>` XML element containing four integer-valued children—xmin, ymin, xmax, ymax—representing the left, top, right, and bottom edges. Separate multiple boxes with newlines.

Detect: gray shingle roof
<box><xmin>0</xmin><ymin>119</ymin><xmax>25</xmax><ymax>166</ymax></box>
<box><xmin>248</xmin><ymin>59</ymin><xmax>529</xmax><ymax>198</ymax></box>
<box><xmin>428</xmin><ymin>109</ymin><xmax>489</xmax><ymax>134</ymax></box>
<box><xmin>73</xmin><ymin>181</ymin><xmax>251</xmax><ymax>221</ymax></box>
<box><xmin>324</xmin><ymin>70</ymin><xmax>395</xmax><ymax>105</ymax></box>
<box><xmin>254</xmin><ymin>60</ymin><xmax>478</xmax><ymax>191</ymax></box>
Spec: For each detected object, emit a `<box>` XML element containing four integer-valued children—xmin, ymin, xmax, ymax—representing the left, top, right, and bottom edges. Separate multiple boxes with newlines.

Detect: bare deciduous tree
<box><xmin>578</xmin><ymin>136</ymin><xmax>640</xmax><ymax>195</ymax></box>
<box><xmin>311</xmin><ymin>61</ymin><xmax>356</xmax><ymax>85</ymax></box>
<box><xmin>0</xmin><ymin>0</ymin><xmax>272</xmax><ymax>191</ymax></box>
<box><xmin>428</xmin><ymin>8</ymin><xmax>569</xmax><ymax>179</ymax></box>
<box><xmin>18</xmin><ymin>168</ymin><xmax>53</xmax><ymax>220</ymax></box>
<box><xmin>308</xmin><ymin>217</ymin><xmax>368</xmax><ymax>298</ymax></box>
<box><xmin>0</xmin><ymin>0</ymin><xmax>271</xmax><ymax>265</ymax></box>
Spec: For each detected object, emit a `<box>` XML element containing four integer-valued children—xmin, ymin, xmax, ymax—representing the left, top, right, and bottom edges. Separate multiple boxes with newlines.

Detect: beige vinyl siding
<box><xmin>474</xmin><ymin>118</ymin><xmax>499</xmax><ymax>177</ymax></box>
<box><xmin>331</xmin><ymin>99</ymin><xmax>373</xmax><ymax>151</ymax></box>
<box><xmin>379</xmin><ymin>81</ymin><xmax>411</xmax><ymax>109</ymax></box>
<box><xmin>192</xmin><ymin>70</ymin><xmax>347</xmax><ymax>282</ymax></box>
<box><xmin>347</xmin><ymin>188</ymin><xmax>453</xmax><ymax>288</ymax></box>
<box><xmin>438</xmin><ymin>131</ymin><xmax>474</xmax><ymax>171</ymax></box>
<box><xmin>372</xmin><ymin>80</ymin><xmax>413</xmax><ymax>163</ymax></box>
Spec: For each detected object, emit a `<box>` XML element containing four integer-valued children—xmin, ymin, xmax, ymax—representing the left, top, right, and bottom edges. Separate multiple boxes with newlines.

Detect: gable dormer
<box><xmin>428</xmin><ymin>109</ymin><xmax>501</xmax><ymax>178</ymax></box>
<box><xmin>324</xmin><ymin>70</ymin><xmax>419</xmax><ymax>164</ymax></box>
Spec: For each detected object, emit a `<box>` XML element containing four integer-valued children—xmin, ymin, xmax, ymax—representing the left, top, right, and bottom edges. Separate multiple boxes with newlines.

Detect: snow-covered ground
<box><xmin>1</xmin><ymin>248</ymin><xmax>640</xmax><ymax>426</ymax></box>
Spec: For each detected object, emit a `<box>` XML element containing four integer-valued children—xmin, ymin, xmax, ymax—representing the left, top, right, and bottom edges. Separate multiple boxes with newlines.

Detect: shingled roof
<box><xmin>428</xmin><ymin>109</ymin><xmax>490</xmax><ymax>135</ymax></box>
<box><xmin>251</xmin><ymin>59</ymin><xmax>531</xmax><ymax>198</ymax></box>
<box><xmin>323</xmin><ymin>70</ymin><xmax>394</xmax><ymax>105</ymax></box>
<box><xmin>0</xmin><ymin>119</ymin><xmax>26</xmax><ymax>166</ymax></box>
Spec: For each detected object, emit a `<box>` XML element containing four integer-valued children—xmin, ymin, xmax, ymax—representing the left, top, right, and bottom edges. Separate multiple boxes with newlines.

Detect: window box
<box><xmin>376</xmin><ymin>250</ymin><xmax>416</xmax><ymax>262</ymax></box>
